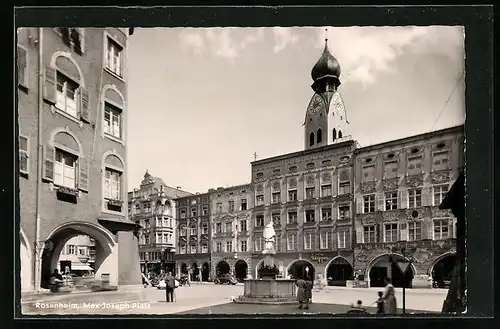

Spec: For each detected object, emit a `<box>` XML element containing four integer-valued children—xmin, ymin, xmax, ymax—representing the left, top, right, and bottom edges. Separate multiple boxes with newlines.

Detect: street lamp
<box><xmin>395</xmin><ymin>247</ymin><xmax>416</xmax><ymax>315</ymax></box>
<box><xmin>305</xmin><ymin>266</ymin><xmax>309</xmax><ymax>280</ymax></box>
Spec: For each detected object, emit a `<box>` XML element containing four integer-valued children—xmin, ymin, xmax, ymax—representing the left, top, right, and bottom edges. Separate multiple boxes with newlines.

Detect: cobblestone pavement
<box><xmin>20</xmin><ymin>283</ymin><xmax>447</xmax><ymax>315</ymax></box>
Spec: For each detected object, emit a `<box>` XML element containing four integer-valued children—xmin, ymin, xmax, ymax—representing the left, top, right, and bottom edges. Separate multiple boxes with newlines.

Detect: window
<box><xmin>255</xmin><ymin>215</ymin><xmax>264</xmax><ymax>227</ymax></box>
<box><xmin>309</xmin><ymin>132</ymin><xmax>315</xmax><ymax>146</ymax></box>
<box><xmin>228</xmin><ymin>200</ymin><xmax>235</xmax><ymax>212</ymax></box>
<box><xmin>226</xmin><ymin>241</ymin><xmax>233</xmax><ymax>253</ymax></box>
<box><xmin>384</xmin><ymin>161</ymin><xmax>398</xmax><ymax>178</ymax></box>
<box><xmin>190</xmin><ymin>245</ymin><xmax>197</xmax><ymax>254</ymax></box>
<box><xmin>288</xmin><ymin>212</ymin><xmax>297</xmax><ymax>224</ymax></box>
<box><xmin>338</xmin><ymin>230</ymin><xmax>349</xmax><ymax>249</ymax></box>
<box><xmin>272</xmin><ymin>213</ymin><xmax>281</xmax><ymax>226</ymax></box>
<box><xmin>288</xmin><ymin>190</ymin><xmax>297</xmax><ymax>201</ymax></box>
<box><xmin>407</xmin><ymin>156</ymin><xmax>422</xmax><ymax>174</ymax></box>
<box><xmin>338</xmin><ymin>182</ymin><xmax>350</xmax><ymax>195</ymax></box>
<box><xmin>54</xmin><ymin>149</ymin><xmax>77</xmax><ymax>189</ymax></box>
<box><xmin>272</xmin><ymin>192</ymin><xmax>281</xmax><ymax>204</ymax></box>
<box><xmin>305</xmin><ymin>187</ymin><xmax>315</xmax><ymax>199</ymax></box>
<box><xmin>240</xmin><ymin>240</ymin><xmax>247</xmax><ymax>252</ymax></box>
<box><xmin>180</xmin><ymin>209</ymin><xmax>186</xmax><ymax>218</ymax></box>
<box><xmin>56</xmin><ymin>73</ymin><xmax>79</xmax><ymax>117</ymax></box>
<box><xmin>216</xmin><ymin>202</ymin><xmax>222</xmax><ymax>213</ymax></box>
<box><xmin>67</xmin><ymin>245</ymin><xmax>76</xmax><ymax>254</ymax></box>
<box><xmin>254</xmin><ymin>237</ymin><xmax>263</xmax><ymax>251</ymax></box>
<box><xmin>190</xmin><ymin>225</ymin><xmax>197</xmax><ymax>236</ymax></box>
<box><xmin>433</xmin><ymin>185</ymin><xmax>449</xmax><ymax>206</ymax></box>
<box><xmin>408</xmin><ymin>188</ymin><xmax>422</xmax><ymax>208</ymax></box>
<box><xmin>363</xmin><ymin>225</ymin><xmax>376</xmax><ymax>243</ymax></box>
<box><xmin>385</xmin><ymin>191</ymin><xmax>398</xmax><ymax>210</ymax></box>
<box><xmin>179</xmin><ymin>245</ymin><xmax>187</xmax><ymax>254</ymax></box>
<box><xmin>56</xmin><ymin>28</ymin><xmax>85</xmax><ymax>53</ymax></box>
<box><xmin>305</xmin><ymin>210</ymin><xmax>315</xmax><ymax>223</ymax></box>
<box><xmin>162</xmin><ymin>233</ymin><xmax>168</xmax><ymax>244</ymax></box>
<box><xmin>256</xmin><ymin>194</ymin><xmax>264</xmax><ymax>206</ymax></box>
<box><xmin>191</xmin><ymin>207</ymin><xmax>197</xmax><ymax>217</ymax></box>
<box><xmin>432</xmin><ymin>151</ymin><xmax>450</xmax><ymax>169</ymax></box>
<box><xmin>156</xmin><ymin>233</ymin><xmax>162</xmax><ymax>243</ymax></box>
<box><xmin>321</xmin><ymin>184</ymin><xmax>332</xmax><ymax>197</ymax></box>
<box><xmin>216</xmin><ymin>242</ymin><xmax>222</xmax><ymax>253</ymax></box>
<box><xmin>156</xmin><ymin>217</ymin><xmax>162</xmax><ymax>227</ymax></box>
<box><xmin>287</xmin><ymin>233</ymin><xmax>296</xmax><ymax>251</ymax></box>
<box><xmin>202</xmin><ymin>243</ymin><xmax>208</xmax><ymax>253</ymax></box>
<box><xmin>384</xmin><ymin>223</ymin><xmax>398</xmax><ymax>242</ymax></box>
<box><xmin>202</xmin><ymin>222</ymin><xmax>208</xmax><ymax>234</ymax></box>
<box><xmin>106</xmin><ymin>37</ymin><xmax>122</xmax><ymax>76</ymax></box>
<box><xmin>332</xmin><ymin>128</ymin><xmax>337</xmax><ymax>141</ymax></box>
<box><xmin>17</xmin><ymin>45</ymin><xmax>28</xmax><ymax>88</ymax></box>
<box><xmin>241</xmin><ymin>199</ymin><xmax>247</xmax><ymax>210</ymax></box>
<box><xmin>304</xmin><ymin>232</ymin><xmax>313</xmax><ymax>250</ymax></box>
<box><xmin>104</xmin><ymin>168</ymin><xmax>121</xmax><ymax>200</ymax></box>
<box><xmin>338</xmin><ymin>205</ymin><xmax>350</xmax><ymax>219</ymax></box>
<box><xmin>180</xmin><ymin>226</ymin><xmax>187</xmax><ymax>236</ymax></box>
<box><xmin>321</xmin><ymin>207</ymin><xmax>332</xmax><ymax>221</ymax></box>
<box><xmin>104</xmin><ymin>103</ymin><xmax>122</xmax><ymax>139</ymax></box>
<box><xmin>408</xmin><ymin>221</ymin><xmax>422</xmax><ymax>241</ymax></box>
<box><xmin>202</xmin><ymin>206</ymin><xmax>209</xmax><ymax>215</ymax></box>
<box><xmin>362</xmin><ymin>165</ymin><xmax>375</xmax><ymax>182</ymax></box>
<box><xmin>19</xmin><ymin>135</ymin><xmax>29</xmax><ymax>175</ymax></box>
<box><xmin>433</xmin><ymin>219</ymin><xmax>450</xmax><ymax>240</ymax></box>
<box><xmin>240</xmin><ymin>220</ymin><xmax>247</xmax><ymax>232</ymax></box>
<box><xmin>145</xmin><ymin>234</ymin><xmax>150</xmax><ymax>245</ymax></box>
<box><xmin>320</xmin><ymin>231</ymin><xmax>331</xmax><ymax>249</ymax></box>
<box><xmin>225</xmin><ymin>222</ymin><xmax>232</xmax><ymax>233</ymax></box>
<box><xmin>216</xmin><ymin>223</ymin><xmax>222</xmax><ymax>234</ymax></box>
<box><xmin>317</xmin><ymin>128</ymin><xmax>323</xmax><ymax>143</ymax></box>
<box><xmin>78</xmin><ymin>247</ymin><xmax>86</xmax><ymax>256</ymax></box>
<box><xmin>363</xmin><ymin>195</ymin><xmax>376</xmax><ymax>213</ymax></box>
<box><xmin>289</xmin><ymin>166</ymin><xmax>298</xmax><ymax>173</ymax></box>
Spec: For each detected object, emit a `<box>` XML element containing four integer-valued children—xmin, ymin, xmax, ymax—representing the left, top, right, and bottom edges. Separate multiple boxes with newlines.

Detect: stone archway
<box><xmin>286</xmin><ymin>259</ymin><xmax>315</xmax><ymax>280</ymax></box>
<box><xmin>180</xmin><ymin>263</ymin><xmax>188</xmax><ymax>274</ymax></box>
<box><xmin>40</xmin><ymin>222</ymin><xmax>117</xmax><ymax>289</ymax></box>
<box><xmin>216</xmin><ymin>260</ymin><xmax>230</xmax><ymax>276</ymax></box>
<box><xmin>20</xmin><ymin>228</ymin><xmax>33</xmax><ymax>292</ymax></box>
<box><xmin>234</xmin><ymin>259</ymin><xmax>248</xmax><ymax>282</ymax></box>
<box><xmin>201</xmin><ymin>262</ymin><xmax>210</xmax><ymax>282</ymax></box>
<box><xmin>428</xmin><ymin>252</ymin><xmax>457</xmax><ymax>288</ymax></box>
<box><xmin>366</xmin><ymin>253</ymin><xmax>416</xmax><ymax>288</ymax></box>
<box><xmin>325</xmin><ymin>256</ymin><xmax>353</xmax><ymax>286</ymax></box>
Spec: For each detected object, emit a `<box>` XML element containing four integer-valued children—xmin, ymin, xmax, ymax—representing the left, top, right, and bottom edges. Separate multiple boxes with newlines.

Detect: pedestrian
<box><xmin>296</xmin><ymin>277</ymin><xmax>308</xmax><ymax>310</ymax></box>
<box><xmin>383</xmin><ymin>277</ymin><xmax>397</xmax><ymax>314</ymax></box>
<box><xmin>370</xmin><ymin>291</ymin><xmax>385</xmax><ymax>314</ymax></box>
<box><xmin>164</xmin><ymin>271</ymin><xmax>176</xmax><ymax>303</ymax></box>
<box><xmin>305</xmin><ymin>274</ymin><xmax>313</xmax><ymax>305</ymax></box>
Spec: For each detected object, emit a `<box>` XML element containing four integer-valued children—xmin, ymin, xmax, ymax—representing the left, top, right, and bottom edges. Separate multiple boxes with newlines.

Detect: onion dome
<box><xmin>311</xmin><ymin>39</ymin><xmax>341</xmax><ymax>81</ymax></box>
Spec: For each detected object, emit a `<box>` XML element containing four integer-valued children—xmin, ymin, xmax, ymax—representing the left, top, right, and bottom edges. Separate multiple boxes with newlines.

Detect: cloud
<box><xmin>273</xmin><ymin>27</ymin><xmax>300</xmax><ymax>53</ymax></box>
<box><xmin>180</xmin><ymin>31</ymin><xmax>205</xmax><ymax>55</ymax></box>
<box><xmin>315</xmin><ymin>26</ymin><xmax>463</xmax><ymax>87</ymax></box>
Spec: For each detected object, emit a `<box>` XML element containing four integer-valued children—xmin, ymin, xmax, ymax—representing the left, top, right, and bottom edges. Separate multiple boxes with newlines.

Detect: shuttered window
<box><xmin>19</xmin><ymin>135</ymin><xmax>29</xmax><ymax>175</ymax></box>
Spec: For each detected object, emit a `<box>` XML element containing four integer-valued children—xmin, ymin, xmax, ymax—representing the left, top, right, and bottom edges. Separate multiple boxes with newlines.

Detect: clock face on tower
<box><xmin>332</xmin><ymin>91</ymin><xmax>345</xmax><ymax>117</ymax></box>
<box><xmin>308</xmin><ymin>94</ymin><xmax>324</xmax><ymax>114</ymax></box>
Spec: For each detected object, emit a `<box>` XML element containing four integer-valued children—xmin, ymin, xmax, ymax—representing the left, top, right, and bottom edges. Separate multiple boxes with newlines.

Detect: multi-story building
<box><xmin>209</xmin><ymin>185</ymin><xmax>253</xmax><ymax>281</ymax></box>
<box><xmin>175</xmin><ymin>192</ymin><xmax>211</xmax><ymax>281</ymax></box>
<box><xmin>353</xmin><ymin>125</ymin><xmax>464</xmax><ymax>288</ymax></box>
<box><xmin>57</xmin><ymin>235</ymin><xmax>95</xmax><ymax>275</ymax></box>
<box><xmin>17</xmin><ymin>27</ymin><xmax>140</xmax><ymax>292</ymax></box>
<box><xmin>250</xmin><ymin>38</ymin><xmax>357</xmax><ymax>282</ymax></box>
<box><xmin>128</xmin><ymin>171</ymin><xmax>192</xmax><ymax>275</ymax></box>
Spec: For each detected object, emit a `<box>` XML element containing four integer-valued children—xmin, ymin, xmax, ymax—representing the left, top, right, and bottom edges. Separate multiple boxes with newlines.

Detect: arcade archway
<box><xmin>180</xmin><ymin>263</ymin><xmax>188</xmax><ymax>274</ymax></box>
<box><xmin>234</xmin><ymin>260</ymin><xmax>248</xmax><ymax>282</ymax></box>
<box><xmin>216</xmin><ymin>260</ymin><xmax>230</xmax><ymax>276</ymax></box>
<box><xmin>429</xmin><ymin>252</ymin><xmax>457</xmax><ymax>288</ymax></box>
<box><xmin>40</xmin><ymin>222</ymin><xmax>117</xmax><ymax>289</ymax></box>
<box><xmin>201</xmin><ymin>262</ymin><xmax>210</xmax><ymax>281</ymax></box>
<box><xmin>367</xmin><ymin>253</ymin><xmax>415</xmax><ymax>288</ymax></box>
<box><xmin>287</xmin><ymin>260</ymin><xmax>315</xmax><ymax>280</ymax></box>
<box><xmin>325</xmin><ymin>256</ymin><xmax>353</xmax><ymax>286</ymax></box>
<box><xmin>190</xmin><ymin>262</ymin><xmax>199</xmax><ymax>281</ymax></box>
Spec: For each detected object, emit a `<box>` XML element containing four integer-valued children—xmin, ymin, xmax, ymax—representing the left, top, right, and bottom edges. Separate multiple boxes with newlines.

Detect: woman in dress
<box><xmin>296</xmin><ymin>278</ymin><xmax>308</xmax><ymax>309</ymax></box>
<box><xmin>383</xmin><ymin>277</ymin><xmax>397</xmax><ymax>314</ymax></box>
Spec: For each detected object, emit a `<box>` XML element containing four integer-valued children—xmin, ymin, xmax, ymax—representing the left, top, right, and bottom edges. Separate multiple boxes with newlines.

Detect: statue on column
<box><xmin>263</xmin><ymin>221</ymin><xmax>276</xmax><ymax>253</ymax></box>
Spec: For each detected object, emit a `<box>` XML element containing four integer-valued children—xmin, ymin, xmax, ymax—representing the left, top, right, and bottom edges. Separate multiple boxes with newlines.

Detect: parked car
<box><xmin>213</xmin><ymin>274</ymin><xmax>238</xmax><ymax>285</ymax></box>
<box><xmin>157</xmin><ymin>278</ymin><xmax>180</xmax><ymax>289</ymax></box>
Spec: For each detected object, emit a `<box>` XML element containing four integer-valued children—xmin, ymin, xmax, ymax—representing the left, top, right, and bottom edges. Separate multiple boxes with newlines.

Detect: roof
<box><xmin>138</xmin><ymin>170</ymin><xmax>193</xmax><ymax>198</ymax></box>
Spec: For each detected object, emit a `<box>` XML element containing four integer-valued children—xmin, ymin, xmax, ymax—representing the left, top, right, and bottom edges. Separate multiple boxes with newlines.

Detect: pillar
<box><xmin>117</xmin><ymin>231</ymin><xmax>141</xmax><ymax>286</ymax></box>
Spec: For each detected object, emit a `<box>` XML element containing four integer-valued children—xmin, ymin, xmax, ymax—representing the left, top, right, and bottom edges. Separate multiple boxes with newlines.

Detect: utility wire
<box><xmin>430</xmin><ymin>71</ymin><xmax>464</xmax><ymax>132</ymax></box>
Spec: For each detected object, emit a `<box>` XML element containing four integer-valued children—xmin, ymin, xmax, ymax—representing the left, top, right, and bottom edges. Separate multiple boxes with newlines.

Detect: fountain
<box><xmin>234</xmin><ymin>221</ymin><xmax>297</xmax><ymax>305</ymax></box>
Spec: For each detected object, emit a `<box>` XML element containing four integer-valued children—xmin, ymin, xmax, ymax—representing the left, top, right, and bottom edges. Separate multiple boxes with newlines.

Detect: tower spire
<box><xmin>325</xmin><ymin>28</ymin><xmax>328</xmax><ymax>45</ymax></box>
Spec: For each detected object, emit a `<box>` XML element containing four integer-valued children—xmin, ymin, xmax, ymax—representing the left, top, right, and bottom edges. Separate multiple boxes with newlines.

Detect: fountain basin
<box><xmin>234</xmin><ymin>279</ymin><xmax>298</xmax><ymax>305</ymax></box>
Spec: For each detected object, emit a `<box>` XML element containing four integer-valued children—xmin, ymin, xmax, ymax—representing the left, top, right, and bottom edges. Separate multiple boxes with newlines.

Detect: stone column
<box><xmin>116</xmin><ymin>230</ymin><xmax>142</xmax><ymax>288</ymax></box>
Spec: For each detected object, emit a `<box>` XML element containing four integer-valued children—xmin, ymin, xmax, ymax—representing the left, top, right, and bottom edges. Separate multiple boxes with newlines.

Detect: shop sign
<box><xmin>310</xmin><ymin>253</ymin><xmax>329</xmax><ymax>264</ymax></box>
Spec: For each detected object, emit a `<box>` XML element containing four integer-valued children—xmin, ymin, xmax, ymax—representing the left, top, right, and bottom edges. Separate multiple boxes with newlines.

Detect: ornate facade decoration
<box><xmin>361</xmin><ymin>181</ymin><xmax>376</xmax><ymax>193</ymax></box>
<box><xmin>256</xmin><ymin>184</ymin><xmax>264</xmax><ymax>193</ymax></box>
<box><xmin>406</xmin><ymin>208</ymin><xmax>423</xmax><ymax>219</ymax></box>
<box><xmin>305</xmin><ymin>174</ymin><xmax>315</xmax><ymax>186</ymax></box>
<box><xmin>431</xmin><ymin>169</ymin><xmax>451</xmax><ymax>184</ymax></box>
<box><xmin>383</xmin><ymin>209</ymin><xmax>402</xmax><ymax>221</ymax></box>
<box><xmin>288</xmin><ymin>177</ymin><xmax>298</xmax><ymax>189</ymax></box>
<box><xmin>272</xmin><ymin>181</ymin><xmax>280</xmax><ymax>191</ymax></box>
<box><xmin>383</xmin><ymin>177</ymin><xmax>399</xmax><ymax>190</ymax></box>
<box><xmin>360</xmin><ymin>212</ymin><xmax>378</xmax><ymax>223</ymax></box>
<box><xmin>339</xmin><ymin>170</ymin><xmax>349</xmax><ymax>182</ymax></box>
<box><xmin>432</xmin><ymin>208</ymin><xmax>453</xmax><ymax>218</ymax></box>
<box><xmin>320</xmin><ymin>172</ymin><xmax>331</xmax><ymax>183</ymax></box>
<box><xmin>405</xmin><ymin>173</ymin><xmax>423</xmax><ymax>187</ymax></box>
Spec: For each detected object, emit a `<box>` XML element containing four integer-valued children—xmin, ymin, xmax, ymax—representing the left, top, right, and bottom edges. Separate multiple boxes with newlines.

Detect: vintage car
<box><xmin>213</xmin><ymin>273</ymin><xmax>238</xmax><ymax>285</ymax></box>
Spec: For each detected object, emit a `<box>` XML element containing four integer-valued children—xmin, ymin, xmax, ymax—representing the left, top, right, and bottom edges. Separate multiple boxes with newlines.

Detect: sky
<box><xmin>127</xmin><ymin>26</ymin><xmax>465</xmax><ymax>194</ymax></box>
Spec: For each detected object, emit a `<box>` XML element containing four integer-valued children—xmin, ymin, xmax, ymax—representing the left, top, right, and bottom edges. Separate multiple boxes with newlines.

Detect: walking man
<box><xmin>165</xmin><ymin>271</ymin><xmax>176</xmax><ymax>302</ymax></box>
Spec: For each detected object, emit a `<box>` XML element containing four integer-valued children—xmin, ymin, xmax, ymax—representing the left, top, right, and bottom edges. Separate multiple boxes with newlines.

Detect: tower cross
<box><xmin>325</xmin><ymin>28</ymin><xmax>328</xmax><ymax>43</ymax></box>
<box><xmin>253</xmin><ymin>152</ymin><xmax>258</xmax><ymax>161</ymax></box>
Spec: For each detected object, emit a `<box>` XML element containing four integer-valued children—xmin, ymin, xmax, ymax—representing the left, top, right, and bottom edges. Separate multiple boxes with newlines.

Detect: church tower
<box><xmin>304</xmin><ymin>30</ymin><xmax>349</xmax><ymax>150</ymax></box>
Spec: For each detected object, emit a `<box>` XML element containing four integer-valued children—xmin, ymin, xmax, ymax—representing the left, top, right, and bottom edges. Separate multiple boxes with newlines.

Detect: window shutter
<box><xmin>79</xmin><ymin>87</ymin><xmax>91</xmax><ymax>123</ymax></box>
<box><xmin>379</xmin><ymin>223</ymin><xmax>385</xmax><ymax>242</ymax></box>
<box><xmin>78</xmin><ymin>157</ymin><xmax>89</xmax><ymax>192</ymax></box>
<box><xmin>399</xmin><ymin>189</ymin><xmax>408</xmax><ymax>209</ymax></box>
<box><xmin>42</xmin><ymin>144</ymin><xmax>55</xmax><ymax>181</ymax></box>
<box><xmin>332</xmin><ymin>232</ymin><xmax>337</xmax><ymax>249</ymax></box>
<box><xmin>19</xmin><ymin>135</ymin><xmax>29</xmax><ymax>174</ymax></box>
<box><xmin>377</xmin><ymin>192</ymin><xmax>384</xmax><ymax>211</ymax></box>
<box><xmin>400</xmin><ymin>223</ymin><xmax>408</xmax><ymax>241</ymax></box>
<box><xmin>17</xmin><ymin>46</ymin><xmax>28</xmax><ymax>87</ymax></box>
<box><xmin>356</xmin><ymin>196</ymin><xmax>363</xmax><ymax>214</ymax></box>
<box><xmin>43</xmin><ymin>65</ymin><xmax>57</xmax><ymax>104</ymax></box>
<box><xmin>426</xmin><ymin>186</ymin><xmax>433</xmax><ymax>207</ymax></box>
<box><xmin>449</xmin><ymin>219</ymin><xmax>456</xmax><ymax>239</ymax></box>
<box><xmin>356</xmin><ymin>226</ymin><xmax>363</xmax><ymax>244</ymax></box>
<box><xmin>421</xmin><ymin>220</ymin><xmax>429</xmax><ymax>240</ymax></box>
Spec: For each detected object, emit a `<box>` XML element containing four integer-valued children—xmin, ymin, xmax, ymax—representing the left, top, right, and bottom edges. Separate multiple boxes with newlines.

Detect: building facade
<box><xmin>128</xmin><ymin>171</ymin><xmax>192</xmax><ymax>276</ymax></box>
<box><xmin>17</xmin><ymin>27</ymin><xmax>140</xmax><ymax>292</ymax></box>
<box><xmin>175</xmin><ymin>192</ymin><xmax>211</xmax><ymax>281</ymax></box>
<box><xmin>209</xmin><ymin>185</ymin><xmax>253</xmax><ymax>281</ymax></box>
<box><xmin>57</xmin><ymin>235</ymin><xmax>95</xmax><ymax>275</ymax></box>
<box><xmin>353</xmin><ymin>126</ymin><xmax>464</xmax><ymax>288</ymax></box>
